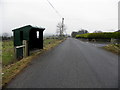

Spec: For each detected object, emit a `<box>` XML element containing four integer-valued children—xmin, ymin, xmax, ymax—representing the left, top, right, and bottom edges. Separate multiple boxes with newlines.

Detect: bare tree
<box><xmin>2</xmin><ymin>33</ymin><xmax>9</xmax><ymax>37</ymax></box>
<box><xmin>93</xmin><ymin>30</ymin><xmax>103</xmax><ymax>33</ymax></box>
<box><xmin>2</xmin><ymin>32</ymin><xmax>11</xmax><ymax>40</ymax></box>
<box><xmin>56</xmin><ymin>22</ymin><xmax>66</xmax><ymax>36</ymax></box>
<box><xmin>77</xmin><ymin>29</ymin><xmax>89</xmax><ymax>34</ymax></box>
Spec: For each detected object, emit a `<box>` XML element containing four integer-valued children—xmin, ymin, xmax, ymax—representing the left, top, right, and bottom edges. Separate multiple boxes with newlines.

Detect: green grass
<box><xmin>43</xmin><ymin>39</ymin><xmax>57</xmax><ymax>46</ymax></box>
<box><xmin>0</xmin><ymin>41</ymin><xmax>2</xmax><ymax>47</ymax></box>
<box><xmin>2</xmin><ymin>40</ymin><xmax>15</xmax><ymax>66</ymax></box>
<box><xmin>0</xmin><ymin>41</ymin><xmax>2</xmax><ymax>64</ymax></box>
<box><xmin>102</xmin><ymin>44</ymin><xmax>120</xmax><ymax>55</ymax></box>
<box><xmin>2</xmin><ymin>39</ymin><xmax>62</xmax><ymax>66</ymax></box>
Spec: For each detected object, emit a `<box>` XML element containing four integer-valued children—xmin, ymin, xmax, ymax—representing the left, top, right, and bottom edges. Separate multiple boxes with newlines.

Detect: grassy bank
<box><xmin>2</xmin><ymin>38</ymin><xmax>66</xmax><ymax>87</ymax></box>
<box><xmin>102</xmin><ymin>44</ymin><xmax>120</xmax><ymax>55</ymax></box>
<box><xmin>2</xmin><ymin>39</ymin><xmax>63</xmax><ymax>66</ymax></box>
<box><xmin>2</xmin><ymin>41</ymin><xmax>14</xmax><ymax>66</ymax></box>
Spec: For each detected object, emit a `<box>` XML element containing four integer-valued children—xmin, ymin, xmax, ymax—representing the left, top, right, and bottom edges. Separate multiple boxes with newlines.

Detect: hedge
<box><xmin>76</xmin><ymin>32</ymin><xmax>120</xmax><ymax>39</ymax></box>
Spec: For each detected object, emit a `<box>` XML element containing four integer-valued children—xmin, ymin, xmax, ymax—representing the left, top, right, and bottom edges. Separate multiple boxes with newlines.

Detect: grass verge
<box><xmin>2</xmin><ymin>38</ymin><xmax>66</xmax><ymax>88</ymax></box>
<box><xmin>2</xmin><ymin>41</ymin><xmax>14</xmax><ymax>66</ymax></box>
<box><xmin>102</xmin><ymin>44</ymin><xmax>120</xmax><ymax>55</ymax></box>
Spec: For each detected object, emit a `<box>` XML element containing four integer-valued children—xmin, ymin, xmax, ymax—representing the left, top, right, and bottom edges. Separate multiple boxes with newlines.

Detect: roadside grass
<box><xmin>2</xmin><ymin>38</ymin><xmax>66</xmax><ymax>87</ymax></box>
<box><xmin>0</xmin><ymin>41</ymin><xmax>2</xmax><ymax>49</ymax></box>
<box><xmin>2</xmin><ymin>39</ymin><xmax>61</xmax><ymax>66</ymax></box>
<box><xmin>0</xmin><ymin>41</ymin><xmax>2</xmax><ymax>59</ymax></box>
<box><xmin>102</xmin><ymin>44</ymin><xmax>120</xmax><ymax>55</ymax></box>
<box><xmin>2</xmin><ymin>40</ymin><xmax>15</xmax><ymax>66</ymax></box>
<box><xmin>44</xmin><ymin>39</ymin><xmax>57</xmax><ymax>46</ymax></box>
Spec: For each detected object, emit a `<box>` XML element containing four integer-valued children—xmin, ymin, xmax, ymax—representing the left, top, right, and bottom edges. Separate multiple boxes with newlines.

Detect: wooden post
<box><xmin>23</xmin><ymin>40</ymin><xmax>28</xmax><ymax>58</ymax></box>
<box><xmin>111</xmin><ymin>38</ymin><xmax>117</xmax><ymax>44</ymax></box>
<box><xmin>14</xmin><ymin>47</ymin><xmax>17</xmax><ymax>59</ymax></box>
<box><xmin>111</xmin><ymin>38</ymin><xmax>113</xmax><ymax>44</ymax></box>
<box><xmin>23</xmin><ymin>40</ymin><xmax>25</xmax><ymax>58</ymax></box>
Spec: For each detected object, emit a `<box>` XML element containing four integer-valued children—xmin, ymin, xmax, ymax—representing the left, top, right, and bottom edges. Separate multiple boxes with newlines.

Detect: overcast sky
<box><xmin>1</xmin><ymin>0</ymin><xmax>119</xmax><ymax>36</ymax></box>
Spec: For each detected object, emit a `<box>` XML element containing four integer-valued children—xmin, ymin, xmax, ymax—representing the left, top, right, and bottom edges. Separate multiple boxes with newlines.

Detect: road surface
<box><xmin>6</xmin><ymin>38</ymin><xmax>118</xmax><ymax>88</ymax></box>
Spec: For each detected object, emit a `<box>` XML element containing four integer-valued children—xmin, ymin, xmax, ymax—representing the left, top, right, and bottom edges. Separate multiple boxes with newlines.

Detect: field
<box><xmin>2</xmin><ymin>41</ymin><xmax>14</xmax><ymax>66</ymax></box>
<box><xmin>2</xmin><ymin>38</ymin><xmax>62</xmax><ymax>66</ymax></box>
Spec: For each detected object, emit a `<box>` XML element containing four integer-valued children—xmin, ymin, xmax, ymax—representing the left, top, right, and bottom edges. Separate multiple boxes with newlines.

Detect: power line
<box><xmin>46</xmin><ymin>0</ymin><xmax>67</xmax><ymax>36</ymax></box>
<box><xmin>46</xmin><ymin>0</ymin><xmax>62</xmax><ymax>18</ymax></box>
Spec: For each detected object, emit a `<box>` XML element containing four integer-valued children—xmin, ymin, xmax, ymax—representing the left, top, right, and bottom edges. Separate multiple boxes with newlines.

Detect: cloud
<box><xmin>1</xmin><ymin>0</ymin><xmax>119</xmax><ymax>35</ymax></box>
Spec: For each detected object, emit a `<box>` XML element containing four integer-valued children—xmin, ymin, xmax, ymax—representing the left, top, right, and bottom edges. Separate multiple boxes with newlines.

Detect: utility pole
<box><xmin>61</xmin><ymin>18</ymin><xmax>64</xmax><ymax>36</ymax></box>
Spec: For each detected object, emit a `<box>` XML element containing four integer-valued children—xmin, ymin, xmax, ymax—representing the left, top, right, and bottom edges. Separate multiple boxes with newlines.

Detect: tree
<box><xmin>56</xmin><ymin>22</ymin><xmax>66</xmax><ymax>36</ymax></box>
<box><xmin>2</xmin><ymin>32</ymin><xmax>12</xmax><ymax>40</ymax></box>
<box><xmin>77</xmin><ymin>29</ymin><xmax>89</xmax><ymax>34</ymax></box>
<box><xmin>71</xmin><ymin>32</ymin><xmax>78</xmax><ymax>38</ymax></box>
<box><xmin>2</xmin><ymin>33</ymin><xmax>9</xmax><ymax>37</ymax></box>
<box><xmin>116</xmin><ymin>30</ymin><xmax>120</xmax><ymax>32</ymax></box>
<box><xmin>71</xmin><ymin>29</ymin><xmax>89</xmax><ymax>38</ymax></box>
<box><xmin>93</xmin><ymin>30</ymin><xmax>103</xmax><ymax>33</ymax></box>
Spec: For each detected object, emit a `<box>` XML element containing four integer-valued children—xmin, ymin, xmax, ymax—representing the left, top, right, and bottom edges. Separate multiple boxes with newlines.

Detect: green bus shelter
<box><xmin>12</xmin><ymin>25</ymin><xmax>45</xmax><ymax>59</ymax></box>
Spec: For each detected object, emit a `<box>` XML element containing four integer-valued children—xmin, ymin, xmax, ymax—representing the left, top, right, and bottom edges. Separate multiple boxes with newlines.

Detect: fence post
<box><xmin>111</xmin><ymin>38</ymin><xmax>117</xmax><ymax>44</ymax></box>
<box><xmin>14</xmin><ymin>47</ymin><xmax>17</xmax><ymax>59</ymax></box>
<box><xmin>23</xmin><ymin>40</ymin><xmax>28</xmax><ymax>58</ymax></box>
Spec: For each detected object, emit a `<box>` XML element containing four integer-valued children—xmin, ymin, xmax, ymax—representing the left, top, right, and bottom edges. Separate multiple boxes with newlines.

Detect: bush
<box><xmin>76</xmin><ymin>32</ymin><xmax>120</xmax><ymax>40</ymax></box>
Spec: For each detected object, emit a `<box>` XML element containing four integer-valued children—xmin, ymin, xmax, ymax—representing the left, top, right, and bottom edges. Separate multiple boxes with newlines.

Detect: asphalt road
<box><xmin>6</xmin><ymin>38</ymin><xmax>118</xmax><ymax>88</ymax></box>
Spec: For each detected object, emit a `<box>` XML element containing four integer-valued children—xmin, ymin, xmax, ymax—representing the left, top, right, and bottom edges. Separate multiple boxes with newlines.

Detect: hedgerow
<box><xmin>76</xmin><ymin>32</ymin><xmax>120</xmax><ymax>39</ymax></box>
